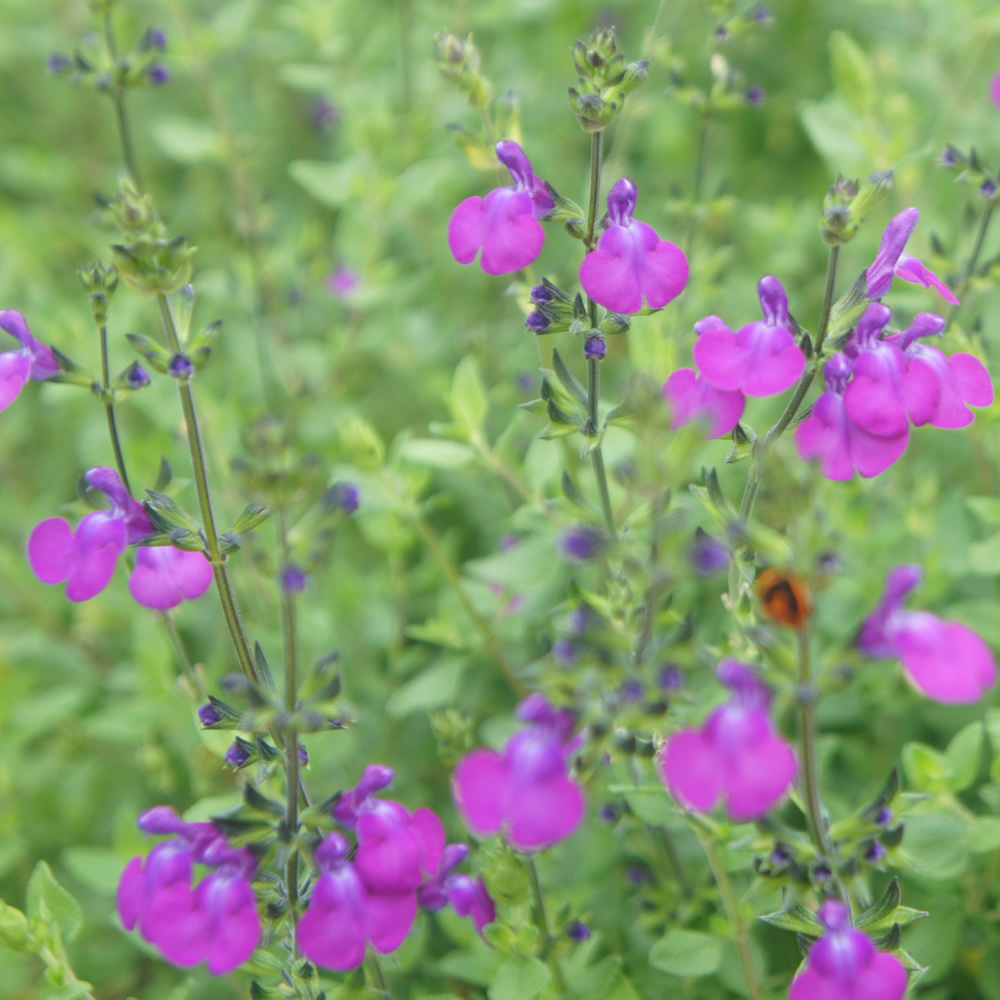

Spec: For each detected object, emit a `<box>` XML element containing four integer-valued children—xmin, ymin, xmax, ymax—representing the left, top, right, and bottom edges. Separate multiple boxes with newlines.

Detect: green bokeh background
<box><xmin>2</xmin><ymin>0</ymin><xmax>1000</xmax><ymax>996</ymax></box>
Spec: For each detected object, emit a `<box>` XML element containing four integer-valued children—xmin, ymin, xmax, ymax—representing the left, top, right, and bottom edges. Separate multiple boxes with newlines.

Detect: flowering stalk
<box><xmin>155</xmin><ymin>293</ymin><xmax>261</xmax><ymax>687</ymax></box>
<box><xmin>583</xmin><ymin>131</ymin><xmax>616</xmax><ymax>537</ymax></box>
<box><xmin>101</xmin><ymin>9</ymin><xmax>140</xmax><ymax>187</ymax></box>
<box><xmin>691</xmin><ymin>822</ymin><xmax>761</xmax><ymax>1000</ymax></box>
<box><xmin>525</xmin><ymin>857</ymin><xmax>569</xmax><ymax>995</ymax></box>
<box><xmin>945</xmin><ymin>198</ymin><xmax>996</xmax><ymax>330</ymax></box>
<box><xmin>797</xmin><ymin>626</ymin><xmax>831</xmax><ymax>860</ymax></box>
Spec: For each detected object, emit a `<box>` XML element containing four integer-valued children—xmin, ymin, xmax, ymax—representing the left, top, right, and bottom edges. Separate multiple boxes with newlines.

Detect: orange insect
<box><xmin>756</xmin><ymin>568</ymin><xmax>813</xmax><ymax>629</ymax></box>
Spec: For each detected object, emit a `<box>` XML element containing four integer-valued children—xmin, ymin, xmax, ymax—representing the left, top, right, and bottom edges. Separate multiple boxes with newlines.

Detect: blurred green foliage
<box><xmin>2</xmin><ymin>0</ymin><xmax>1000</xmax><ymax>996</ymax></box>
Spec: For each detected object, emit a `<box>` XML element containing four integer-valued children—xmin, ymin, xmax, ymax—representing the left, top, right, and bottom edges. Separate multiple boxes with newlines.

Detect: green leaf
<box><xmin>606</xmin><ymin>784</ymin><xmax>675</xmax><ymax>826</ymax></box>
<box><xmin>385</xmin><ymin>658</ymin><xmax>466</xmax><ymax>718</ymax></box>
<box><xmin>759</xmin><ymin>901</ymin><xmax>822</xmax><ymax>936</ymax></box>
<box><xmin>26</xmin><ymin>862</ymin><xmax>83</xmax><ymax>943</ymax></box>
<box><xmin>854</xmin><ymin>878</ymin><xmax>928</xmax><ymax>932</ymax></box>
<box><xmin>288</xmin><ymin>156</ymin><xmax>370</xmax><ymax>210</ymax></box>
<box><xmin>398</xmin><ymin>438</ymin><xmax>477</xmax><ymax>469</ymax></box>
<box><xmin>966</xmin><ymin>532</ymin><xmax>1000</xmax><ymax>575</ymax></box>
<box><xmin>944</xmin><ymin>721</ymin><xmax>984</xmax><ymax>792</ymax></box>
<box><xmin>965</xmin><ymin>496</ymin><xmax>1000</xmax><ymax>527</ymax></box>
<box><xmin>0</xmin><ymin>901</ymin><xmax>33</xmax><ymax>951</ymax></box>
<box><xmin>904</xmin><ymin>809</ymin><xmax>969</xmax><ymax>880</ymax></box>
<box><xmin>829</xmin><ymin>31</ymin><xmax>875</xmax><ymax>114</ymax></box>
<box><xmin>60</xmin><ymin>847</ymin><xmax>126</xmax><ymax>897</ymax></box>
<box><xmin>151</xmin><ymin>116</ymin><xmax>222</xmax><ymax>165</ymax></box>
<box><xmin>551</xmin><ymin>349</ymin><xmax>588</xmax><ymax>408</ymax></box>
<box><xmin>448</xmin><ymin>357</ymin><xmax>488</xmax><ymax>433</ymax></box>
<box><xmin>968</xmin><ymin>817</ymin><xmax>1000</xmax><ymax>853</ymax></box>
<box><xmin>650</xmin><ymin>930</ymin><xmax>722</xmax><ymax>977</ymax></box>
<box><xmin>488</xmin><ymin>954</ymin><xmax>551</xmax><ymax>1000</ymax></box>
<box><xmin>901</xmin><ymin>742</ymin><xmax>948</xmax><ymax>792</ymax></box>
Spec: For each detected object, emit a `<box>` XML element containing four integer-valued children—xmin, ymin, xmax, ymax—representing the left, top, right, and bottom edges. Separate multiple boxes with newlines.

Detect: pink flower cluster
<box><xmin>452</xmin><ymin>695</ymin><xmax>586</xmax><ymax>851</ymax></box>
<box><xmin>859</xmin><ymin>565</ymin><xmax>996</xmax><ymax>703</ymax></box>
<box><xmin>659</xmin><ymin>661</ymin><xmax>797</xmax><ymax>822</ymax></box>
<box><xmin>795</xmin><ymin>304</ymin><xmax>993</xmax><ymax>480</ymax></box>
<box><xmin>27</xmin><ymin>467</ymin><xmax>213</xmax><ymax>609</ymax></box>
<box><xmin>664</xmin><ymin>276</ymin><xmax>805</xmax><ymax>438</ymax></box>
<box><xmin>790</xmin><ymin>900</ymin><xmax>907</xmax><ymax>1000</ymax></box>
<box><xmin>447</xmin><ymin>143</ymin><xmax>688</xmax><ymax>315</ymax></box>
<box><xmin>118</xmin><ymin>807</ymin><xmax>261</xmax><ymax>975</ymax></box>
<box><xmin>298</xmin><ymin>765</ymin><xmax>494</xmax><ymax>972</ymax></box>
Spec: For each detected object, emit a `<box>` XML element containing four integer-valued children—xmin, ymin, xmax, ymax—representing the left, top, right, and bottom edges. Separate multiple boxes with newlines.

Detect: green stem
<box><xmin>408</xmin><ymin>508</ymin><xmax>526</xmax><ymax>696</ymax></box>
<box><xmin>278</xmin><ymin>508</ymin><xmax>301</xmax><ymax>919</ymax></box>
<box><xmin>155</xmin><ymin>293</ymin><xmax>260</xmax><ymax>687</ymax></box>
<box><xmin>797</xmin><ymin>627</ymin><xmax>830</xmax><ymax>857</ymax></box>
<box><xmin>102</xmin><ymin>11</ymin><xmax>140</xmax><ymax>186</ymax></box>
<box><xmin>526</xmin><ymin>857</ymin><xmax>569</xmax><ymax>996</ymax></box>
<box><xmin>691</xmin><ymin>825</ymin><xmax>761</xmax><ymax>1000</ymax></box>
<box><xmin>160</xmin><ymin>613</ymin><xmax>201</xmax><ymax>692</ymax></box>
<box><xmin>945</xmin><ymin>198</ymin><xmax>996</xmax><ymax>330</ymax></box>
<box><xmin>684</xmin><ymin>108</ymin><xmax>711</xmax><ymax>260</ymax></box>
<box><xmin>99</xmin><ymin>323</ymin><xmax>132</xmax><ymax>497</ymax></box>
<box><xmin>582</xmin><ymin>131</ymin><xmax>616</xmax><ymax>537</ymax></box>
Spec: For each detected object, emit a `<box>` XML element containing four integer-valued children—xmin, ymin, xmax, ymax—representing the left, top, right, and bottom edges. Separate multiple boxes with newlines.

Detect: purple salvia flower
<box><xmin>859</xmin><ymin>565</ymin><xmax>997</xmax><ymax>703</ymax></box>
<box><xmin>795</xmin><ymin>352</ymin><xmax>909</xmax><ymax>481</ymax></box>
<box><xmin>297</xmin><ymin>833</ymin><xmax>419</xmax><ymax>972</ymax></box>
<box><xmin>789</xmin><ymin>900</ymin><xmax>907</xmax><ymax>1000</ymax></box>
<box><xmin>353</xmin><ymin>800</ymin><xmax>445</xmax><ymax>894</ymax></box>
<box><xmin>526</xmin><ymin>310</ymin><xmax>551</xmax><ymax>333</ymax></box>
<box><xmin>129</xmin><ymin>546</ymin><xmax>214</xmax><ymax>610</ymax></box>
<box><xmin>886</xmin><ymin>313</ymin><xmax>994</xmax><ymax>428</ymax></box>
<box><xmin>448</xmin><ymin>141</ymin><xmax>553</xmax><ymax>275</ymax></box>
<box><xmin>992</xmin><ymin>74</ymin><xmax>1000</xmax><ymax>109</ymax></box>
<box><xmin>692</xmin><ymin>278</ymin><xmax>807</xmax><ymax>397</ymax></box>
<box><xmin>452</xmin><ymin>696</ymin><xmax>585</xmax><ymax>851</ymax></box>
<box><xmin>579</xmin><ymin>179</ymin><xmax>688</xmax><ymax>314</ymax></box>
<box><xmin>328</xmin><ymin>265</ymin><xmax>358</xmax><ymax>297</ymax></box>
<box><xmin>0</xmin><ymin>310</ymin><xmax>60</xmax><ymax>411</ymax></box>
<box><xmin>866</xmin><ymin>208</ymin><xmax>959</xmax><ymax>304</ymax></box>
<box><xmin>663</xmin><ymin>368</ymin><xmax>745</xmax><ymax>439</ymax></box>
<box><xmin>558</xmin><ymin>525</ymin><xmax>604</xmax><ymax>562</ymax></box>
<box><xmin>417</xmin><ymin>842</ymin><xmax>496</xmax><ymax>936</ymax></box>
<box><xmin>225</xmin><ymin>742</ymin><xmax>251</xmax><ymax>768</ymax></box>
<box><xmin>149</xmin><ymin>64</ymin><xmax>171</xmax><ymax>85</ymax></box>
<box><xmin>659</xmin><ymin>660</ymin><xmax>797</xmax><ymax>821</ymax></box>
<box><xmin>198</xmin><ymin>703</ymin><xmax>222</xmax><ymax>727</ymax></box>
<box><xmin>332</xmin><ymin>764</ymin><xmax>395</xmax><ymax>828</ymax></box>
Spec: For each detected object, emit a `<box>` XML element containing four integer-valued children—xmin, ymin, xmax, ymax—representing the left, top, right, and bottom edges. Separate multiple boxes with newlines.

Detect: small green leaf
<box><xmin>759</xmin><ymin>901</ymin><xmax>823</xmax><ymax>936</ymax></box>
<box><xmin>448</xmin><ymin>357</ymin><xmax>488</xmax><ymax>433</ymax></box>
<box><xmin>0</xmin><ymin>901</ymin><xmax>33</xmax><ymax>951</ymax></box>
<box><xmin>552</xmin><ymin>349</ymin><xmax>588</xmax><ymax>408</ymax></box>
<box><xmin>649</xmin><ymin>929</ymin><xmax>722</xmax><ymax>977</ymax></box>
<box><xmin>26</xmin><ymin>862</ymin><xmax>83</xmax><ymax>943</ymax></box>
<box><xmin>944</xmin><ymin>721</ymin><xmax>984</xmax><ymax>792</ymax></box>
<box><xmin>901</xmin><ymin>742</ymin><xmax>948</xmax><ymax>792</ymax></box>
<box><xmin>829</xmin><ymin>31</ymin><xmax>875</xmax><ymax>114</ymax></box>
<box><xmin>398</xmin><ymin>438</ymin><xmax>477</xmax><ymax>469</ymax></box>
<box><xmin>488</xmin><ymin>954</ymin><xmax>551</xmax><ymax>1000</ymax></box>
<box><xmin>855</xmin><ymin>877</ymin><xmax>901</xmax><ymax>930</ymax></box>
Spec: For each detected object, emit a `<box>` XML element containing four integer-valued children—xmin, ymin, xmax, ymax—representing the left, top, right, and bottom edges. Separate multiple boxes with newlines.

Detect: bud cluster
<box><xmin>568</xmin><ymin>28</ymin><xmax>649</xmax><ymax>132</ymax></box>
<box><xmin>820</xmin><ymin>169</ymin><xmax>894</xmax><ymax>245</ymax></box>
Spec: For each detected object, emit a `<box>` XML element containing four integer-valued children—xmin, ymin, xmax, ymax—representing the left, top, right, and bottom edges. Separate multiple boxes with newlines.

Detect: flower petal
<box><xmin>129</xmin><ymin>547</ymin><xmax>214</xmax><ymax>610</ymax></box>
<box><xmin>637</xmin><ymin>239</ymin><xmax>689</xmax><ymax>309</ymax></box>
<box><xmin>506</xmin><ymin>772</ymin><xmax>585</xmax><ymax>850</ymax></box>
<box><xmin>896</xmin><ymin>614</ymin><xmax>997</xmax><ymax>704</ymax></box>
<box><xmin>854</xmin><ymin>951</ymin><xmax>909</xmax><ymax>1000</ymax></box>
<box><xmin>795</xmin><ymin>394</ymin><xmax>855</xmax><ymax>481</ymax></box>
<box><xmin>142</xmin><ymin>883</ymin><xmax>207</xmax><ymax>967</ymax></box>
<box><xmin>580</xmin><ymin>226</ymin><xmax>644</xmax><ymax>314</ymax></box>
<box><xmin>28</xmin><ymin>517</ymin><xmax>79</xmax><ymax>585</ymax></box>
<box><xmin>366</xmin><ymin>890</ymin><xmax>418</xmax><ymax>954</ymax></box>
<box><xmin>660</xmin><ymin>729</ymin><xmax>724</xmax><ymax>814</ymax></box>
<box><xmin>894</xmin><ymin>253</ymin><xmax>960</xmax><ymax>305</ymax></box>
<box><xmin>0</xmin><ymin>350</ymin><xmax>31</xmax><ymax>410</ymax></box>
<box><xmin>297</xmin><ymin>868</ymin><xmax>369</xmax><ymax>972</ymax></box>
<box><xmin>453</xmin><ymin>749</ymin><xmax>508</xmax><ymax>837</ymax></box>
<box><xmin>725</xmin><ymin>730</ymin><xmax>797</xmax><ymax>821</ymax></box>
<box><xmin>66</xmin><ymin>513</ymin><xmax>127</xmax><ymax>602</ymax></box>
<box><xmin>201</xmin><ymin>874</ymin><xmax>261</xmax><ymax>976</ymax></box>
<box><xmin>448</xmin><ymin>196</ymin><xmax>487</xmax><ymax>265</ymax></box>
<box><xmin>479</xmin><ymin>188</ymin><xmax>544</xmax><ymax>275</ymax></box>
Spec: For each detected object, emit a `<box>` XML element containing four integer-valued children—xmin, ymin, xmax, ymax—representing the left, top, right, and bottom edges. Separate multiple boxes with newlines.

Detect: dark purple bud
<box><xmin>48</xmin><ymin>53</ymin><xmax>72</xmax><ymax>74</ymax></box>
<box><xmin>313</xmin><ymin>97</ymin><xmax>342</xmax><ymax>130</ymax></box>
<box><xmin>499</xmin><ymin>533</ymin><xmax>520</xmax><ymax>551</ymax></box>
<box><xmin>281</xmin><ymin>564</ymin><xmax>308</xmax><ymax>593</ymax></box>
<box><xmin>552</xmin><ymin>638</ymin><xmax>578</xmax><ymax>665</ymax></box>
<box><xmin>812</xmin><ymin>862</ymin><xmax>832</xmax><ymax>883</ymax></box>
<box><xmin>568</xmin><ymin>604</ymin><xmax>593</xmax><ymax>634</ymax></box>
<box><xmin>149</xmin><ymin>28</ymin><xmax>168</xmax><ymax>50</ymax></box>
<box><xmin>770</xmin><ymin>845</ymin><xmax>790</xmax><ymax>866</ymax></box>
<box><xmin>714</xmin><ymin>25</ymin><xmax>729</xmax><ymax>41</ymax></box>
<box><xmin>689</xmin><ymin>533</ymin><xmax>729</xmax><ymax>574</ymax></box>
<box><xmin>658</xmin><ymin>664</ymin><xmax>684</xmax><ymax>692</ymax></box>
<box><xmin>559</xmin><ymin>526</ymin><xmax>604</xmax><ymax>562</ymax></box>
<box><xmin>875</xmin><ymin>807</ymin><xmax>893</xmax><ymax>828</ymax></box>
<box><xmin>626</xmin><ymin>866</ymin><xmax>648</xmax><ymax>886</ymax></box>
<box><xmin>746</xmin><ymin>86</ymin><xmax>766</xmax><ymax>106</ymax></box>
<box><xmin>328</xmin><ymin>482</ymin><xmax>360</xmax><ymax>514</ymax></box>
<box><xmin>168</xmin><ymin>353</ymin><xmax>193</xmax><ymax>379</ymax></box>
<box><xmin>516</xmin><ymin>372</ymin><xmax>535</xmax><ymax>394</ymax></box>
<box><xmin>198</xmin><ymin>703</ymin><xmax>222</xmax><ymax>727</ymax></box>
<box><xmin>599</xmin><ymin>804</ymin><xmax>617</xmax><ymax>823</ymax></box>
<box><xmin>530</xmin><ymin>284</ymin><xmax>553</xmax><ymax>305</ymax></box>
<box><xmin>618</xmin><ymin>680</ymin><xmax>644</xmax><ymax>703</ymax></box>
<box><xmin>128</xmin><ymin>364</ymin><xmax>151</xmax><ymax>389</ymax></box>
<box><xmin>865</xmin><ymin>841</ymin><xmax>886</xmax><ymax>864</ymax></box>
<box><xmin>526</xmin><ymin>310</ymin><xmax>551</xmax><ymax>334</ymax></box>
<box><xmin>584</xmin><ymin>335</ymin><xmax>606</xmax><ymax>360</ymax></box>
<box><xmin>941</xmin><ymin>148</ymin><xmax>957</xmax><ymax>166</ymax></box>
<box><xmin>753</xmin><ymin>6</ymin><xmax>771</xmax><ymax>23</ymax></box>
<box><xmin>981</xmin><ymin>180</ymin><xmax>997</xmax><ymax>199</ymax></box>
<box><xmin>299</xmin><ymin>744</ymin><xmax>310</xmax><ymax>766</ymax></box>
<box><xmin>567</xmin><ymin>920</ymin><xmax>591</xmax><ymax>942</ymax></box>
<box><xmin>149</xmin><ymin>64</ymin><xmax>171</xmax><ymax>86</ymax></box>
<box><xmin>225</xmin><ymin>742</ymin><xmax>251</xmax><ymax>768</ymax></box>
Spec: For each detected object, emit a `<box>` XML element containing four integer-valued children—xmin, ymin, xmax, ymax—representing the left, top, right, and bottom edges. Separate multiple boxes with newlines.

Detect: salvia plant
<box><xmin>2</xmin><ymin>2</ymin><xmax>1000</xmax><ymax>999</ymax></box>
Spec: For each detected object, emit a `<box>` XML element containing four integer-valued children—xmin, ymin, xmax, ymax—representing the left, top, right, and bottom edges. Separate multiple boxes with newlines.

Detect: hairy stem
<box><xmin>526</xmin><ymin>856</ymin><xmax>569</xmax><ymax>996</ymax></box>
<box><xmin>692</xmin><ymin>825</ymin><xmax>761</xmax><ymax>1000</ymax></box>
<box><xmin>102</xmin><ymin>11</ymin><xmax>140</xmax><ymax>187</ymax></box>
<box><xmin>798</xmin><ymin>627</ymin><xmax>830</xmax><ymax>856</ymax></box>
<box><xmin>156</xmin><ymin>293</ymin><xmax>260</xmax><ymax>687</ymax></box>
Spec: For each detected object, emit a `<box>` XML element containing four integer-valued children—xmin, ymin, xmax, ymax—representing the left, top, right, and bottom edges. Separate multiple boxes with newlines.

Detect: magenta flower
<box><xmin>663</xmin><ymin>368</ymin><xmax>745</xmax><ymax>439</ymax></box>
<box><xmin>992</xmin><ymin>73</ymin><xmax>1000</xmax><ymax>109</ymax></box>
<box><xmin>28</xmin><ymin>467</ymin><xmax>213</xmax><ymax>608</ymax></box>
<box><xmin>448</xmin><ymin>141</ymin><xmax>553</xmax><ymax>275</ymax></box>
<box><xmin>453</xmin><ymin>695</ymin><xmax>585</xmax><ymax>851</ymax></box>
<box><xmin>789</xmin><ymin>901</ymin><xmax>907</xmax><ymax>1000</ymax></box>
<box><xmin>795</xmin><ymin>353</ymin><xmax>909</xmax><ymax>481</ymax></box>
<box><xmin>866</xmin><ymin>208</ymin><xmax>959</xmax><ymax>305</ymax></box>
<box><xmin>859</xmin><ymin>565</ymin><xmax>997</xmax><ymax>704</ymax></box>
<box><xmin>297</xmin><ymin>833</ymin><xmax>419</xmax><ymax>972</ymax></box>
<box><xmin>886</xmin><ymin>313</ymin><xmax>994</xmax><ymax>429</ymax></box>
<box><xmin>129</xmin><ymin>546</ymin><xmax>214</xmax><ymax>610</ymax></box>
<box><xmin>692</xmin><ymin>278</ymin><xmax>807</xmax><ymax>396</ymax></box>
<box><xmin>117</xmin><ymin>807</ymin><xmax>261</xmax><ymax>976</ymax></box>
<box><xmin>659</xmin><ymin>661</ymin><xmax>797</xmax><ymax>822</ymax></box>
<box><xmin>28</xmin><ymin>467</ymin><xmax>153</xmax><ymax>602</ymax></box>
<box><xmin>579</xmin><ymin>179</ymin><xmax>688</xmax><ymax>314</ymax></box>
<box><xmin>417</xmin><ymin>842</ymin><xmax>496</xmax><ymax>936</ymax></box>
<box><xmin>328</xmin><ymin>265</ymin><xmax>359</xmax><ymax>297</ymax></box>
<box><xmin>0</xmin><ymin>310</ymin><xmax>59</xmax><ymax>411</ymax></box>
